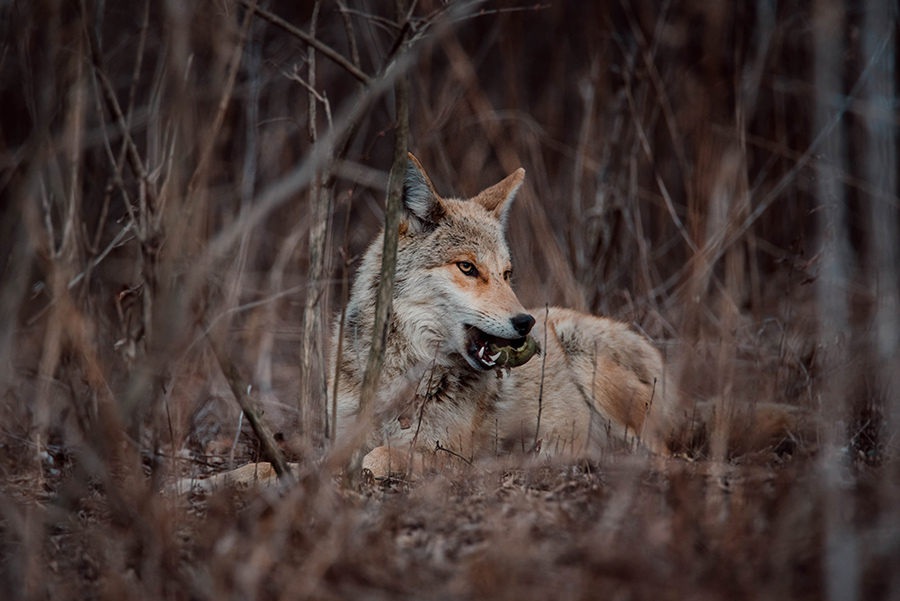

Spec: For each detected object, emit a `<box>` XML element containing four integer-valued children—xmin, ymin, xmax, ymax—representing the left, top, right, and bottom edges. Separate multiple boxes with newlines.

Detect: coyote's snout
<box><xmin>330</xmin><ymin>154</ymin><xmax>679</xmax><ymax>476</ymax></box>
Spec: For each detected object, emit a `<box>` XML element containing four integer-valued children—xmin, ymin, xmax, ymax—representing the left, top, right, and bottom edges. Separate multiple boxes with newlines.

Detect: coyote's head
<box><xmin>397</xmin><ymin>154</ymin><xmax>537</xmax><ymax>371</ymax></box>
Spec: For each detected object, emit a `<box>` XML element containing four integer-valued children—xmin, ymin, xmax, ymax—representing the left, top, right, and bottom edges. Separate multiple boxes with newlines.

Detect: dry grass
<box><xmin>1</xmin><ymin>1</ymin><xmax>898</xmax><ymax>599</ymax></box>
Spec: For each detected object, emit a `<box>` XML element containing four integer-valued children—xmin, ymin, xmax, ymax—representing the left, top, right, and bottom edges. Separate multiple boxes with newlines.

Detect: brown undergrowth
<box><xmin>1</xmin><ymin>449</ymin><xmax>896</xmax><ymax>600</ymax></box>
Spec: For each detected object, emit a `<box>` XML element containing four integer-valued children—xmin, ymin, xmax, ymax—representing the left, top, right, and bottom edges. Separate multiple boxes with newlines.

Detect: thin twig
<box><xmin>330</xmin><ymin>198</ymin><xmax>355</xmax><ymax>443</ymax></box>
<box><xmin>335</xmin><ymin>6</ymin><xmax>402</xmax><ymax>34</ymax></box>
<box><xmin>409</xmin><ymin>343</ymin><xmax>441</xmax><ymax>470</ymax></box>
<box><xmin>34</xmin><ymin>219</ymin><xmax>134</xmax><ymax>326</ymax></box>
<box><xmin>637</xmin><ymin>377</ymin><xmax>657</xmax><ymax>444</ymax></box>
<box><xmin>125</xmin><ymin>0</ymin><xmax>151</xmax><ymax>129</ymax></box>
<box><xmin>77</xmin><ymin>0</ymin><xmax>148</xmax><ymax>187</ymax></box>
<box><xmin>622</xmin><ymin>0</ymin><xmax>695</xmax><ymax>208</ymax></box>
<box><xmin>284</xmin><ymin>67</ymin><xmax>334</xmax><ymax>131</ymax></box>
<box><xmin>434</xmin><ymin>441</ymin><xmax>473</xmax><ymax>465</ymax></box>
<box><xmin>90</xmin><ymin>70</ymin><xmax>138</xmax><ymax>238</ymax></box>
<box><xmin>326</xmin><ymin>0</ymin><xmax>364</xmax><ymax>440</ymax></box>
<box><xmin>186</xmin><ymin>0</ymin><xmax>258</xmax><ymax>200</ymax></box>
<box><xmin>242</xmin><ymin>0</ymin><xmax>371</xmax><ymax>85</ymax></box>
<box><xmin>589</xmin><ymin>341</ymin><xmax>598</xmax><ymax>451</ymax></box>
<box><xmin>534</xmin><ymin>304</ymin><xmax>549</xmax><ymax>447</ymax></box>
<box><xmin>621</xmin><ymin>63</ymin><xmax>699</xmax><ymax>255</ymax></box>
<box><xmin>204</xmin><ymin>317</ymin><xmax>294</xmax><ymax>484</ymax></box>
<box><xmin>229</xmin><ymin>411</ymin><xmax>243</xmax><ymax>469</ymax></box>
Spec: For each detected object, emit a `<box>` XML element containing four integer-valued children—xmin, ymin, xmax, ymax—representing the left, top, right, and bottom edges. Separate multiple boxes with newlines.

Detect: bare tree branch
<box><xmin>241</xmin><ymin>0</ymin><xmax>372</xmax><ymax>85</ymax></box>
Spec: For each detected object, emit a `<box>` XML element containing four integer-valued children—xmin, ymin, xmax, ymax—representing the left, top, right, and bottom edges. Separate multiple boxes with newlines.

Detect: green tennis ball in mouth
<box><xmin>487</xmin><ymin>335</ymin><xmax>539</xmax><ymax>368</ymax></box>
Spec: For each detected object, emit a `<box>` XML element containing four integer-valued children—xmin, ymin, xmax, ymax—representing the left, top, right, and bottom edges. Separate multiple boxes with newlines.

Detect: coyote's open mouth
<box><xmin>464</xmin><ymin>325</ymin><xmax>538</xmax><ymax>370</ymax></box>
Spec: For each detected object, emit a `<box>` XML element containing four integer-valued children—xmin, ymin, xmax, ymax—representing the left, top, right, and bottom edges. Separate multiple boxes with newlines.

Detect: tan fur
<box><xmin>494</xmin><ymin>308</ymin><xmax>675</xmax><ymax>457</ymax></box>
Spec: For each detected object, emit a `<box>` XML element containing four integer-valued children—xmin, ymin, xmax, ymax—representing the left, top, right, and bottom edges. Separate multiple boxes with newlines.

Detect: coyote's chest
<box><xmin>375</xmin><ymin>361</ymin><xmax>503</xmax><ymax>457</ymax></box>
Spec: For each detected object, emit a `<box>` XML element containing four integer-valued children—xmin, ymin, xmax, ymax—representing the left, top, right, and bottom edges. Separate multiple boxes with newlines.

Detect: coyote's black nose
<box><xmin>511</xmin><ymin>313</ymin><xmax>536</xmax><ymax>336</ymax></box>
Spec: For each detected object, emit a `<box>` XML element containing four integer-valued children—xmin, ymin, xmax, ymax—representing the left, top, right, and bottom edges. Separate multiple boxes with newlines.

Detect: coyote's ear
<box><xmin>472</xmin><ymin>168</ymin><xmax>525</xmax><ymax>227</ymax></box>
<box><xmin>403</xmin><ymin>153</ymin><xmax>445</xmax><ymax>233</ymax></box>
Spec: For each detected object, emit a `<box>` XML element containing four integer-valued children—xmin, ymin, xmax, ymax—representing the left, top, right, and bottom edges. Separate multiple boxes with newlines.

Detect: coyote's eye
<box><xmin>457</xmin><ymin>261</ymin><xmax>478</xmax><ymax>277</ymax></box>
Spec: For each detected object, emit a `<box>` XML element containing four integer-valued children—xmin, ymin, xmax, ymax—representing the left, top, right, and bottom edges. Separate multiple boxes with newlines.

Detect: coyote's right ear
<box><xmin>403</xmin><ymin>153</ymin><xmax>445</xmax><ymax>233</ymax></box>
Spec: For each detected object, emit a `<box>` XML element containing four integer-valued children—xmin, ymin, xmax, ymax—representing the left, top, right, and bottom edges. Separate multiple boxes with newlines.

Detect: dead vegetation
<box><xmin>1</xmin><ymin>1</ymin><xmax>898</xmax><ymax>599</ymax></box>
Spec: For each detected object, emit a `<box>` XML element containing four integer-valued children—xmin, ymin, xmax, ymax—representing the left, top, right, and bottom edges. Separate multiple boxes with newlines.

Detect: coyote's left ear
<box><xmin>403</xmin><ymin>153</ymin><xmax>445</xmax><ymax>234</ymax></box>
<box><xmin>473</xmin><ymin>168</ymin><xmax>525</xmax><ymax>227</ymax></box>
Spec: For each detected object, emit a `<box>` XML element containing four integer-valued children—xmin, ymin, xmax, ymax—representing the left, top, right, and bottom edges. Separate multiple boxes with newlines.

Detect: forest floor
<box><xmin>2</xmin><ymin>429</ymin><xmax>895</xmax><ymax>601</ymax></box>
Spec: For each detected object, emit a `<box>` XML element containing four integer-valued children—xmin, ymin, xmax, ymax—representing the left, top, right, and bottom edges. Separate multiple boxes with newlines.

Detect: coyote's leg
<box><xmin>168</xmin><ymin>462</ymin><xmax>298</xmax><ymax>494</ymax></box>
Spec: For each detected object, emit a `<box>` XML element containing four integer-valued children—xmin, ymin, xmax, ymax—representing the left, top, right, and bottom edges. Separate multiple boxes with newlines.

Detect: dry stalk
<box><xmin>298</xmin><ymin>0</ymin><xmax>332</xmax><ymax>447</ymax></box>
<box><xmin>87</xmin><ymin>0</ymin><xmax>148</xmax><ymax>260</ymax></box>
<box><xmin>409</xmin><ymin>343</ymin><xmax>442</xmax><ymax>474</ymax></box>
<box><xmin>77</xmin><ymin>0</ymin><xmax>148</xmax><ymax>189</ymax></box>
<box><xmin>346</xmin><ymin>0</ymin><xmax>411</xmax><ymax>488</ymax></box>
<box><xmin>204</xmin><ymin>317</ymin><xmax>294</xmax><ymax>484</ymax></box>
<box><xmin>330</xmin><ymin>200</ymin><xmax>355</xmax><ymax>444</ymax></box>
<box><xmin>186</xmin><ymin>0</ymin><xmax>258</xmax><ymax>201</ymax></box>
<box><xmin>241</xmin><ymin>0</ymin><xmax>371</xmax><ymax>85</ymax></box>
<box><xmin>326</xmin><ymin>1</ymin><xmax>365</xmax><ymax>450</ymax></box>
<box><xmin>533</xmin><ymin>304</ymin><xmax>549</xmax><ymax>447</ymax></box>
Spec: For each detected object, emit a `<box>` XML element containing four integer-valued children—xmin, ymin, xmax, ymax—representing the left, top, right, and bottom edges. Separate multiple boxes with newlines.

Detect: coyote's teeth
<box><xmin>477</xmin><ymin>346</ymin><xmax>485</xmax><ymax>359</ymax></box>
<box><xmin>488</xmin><ymin>352</ymin><xmax>501</xmax><ymax>362</ymax></box>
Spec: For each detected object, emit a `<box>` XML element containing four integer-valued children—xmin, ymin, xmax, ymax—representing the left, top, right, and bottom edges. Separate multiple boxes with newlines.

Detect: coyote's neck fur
<box><xmin>329</xmin><ymin>154</ymin><xmax>676</xmax><ymax>474</ymax></box>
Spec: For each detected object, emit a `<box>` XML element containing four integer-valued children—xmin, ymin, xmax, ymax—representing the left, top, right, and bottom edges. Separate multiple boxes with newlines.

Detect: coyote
<box><xmin>174</xmin><ymin>154</ymin><xmax>810</xmax><ymax>492</ymax></box>
<box><xmin>332</xmin><ymin>154</ymin><xmax>677</xmax><ymax>477</ymax></box>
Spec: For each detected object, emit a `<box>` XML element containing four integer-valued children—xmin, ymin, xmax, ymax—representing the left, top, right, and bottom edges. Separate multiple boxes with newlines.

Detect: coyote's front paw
<box><xmin>362</xmin><ymin>446</ymin><xmax>411</xmax><ymax>480</ymax></box>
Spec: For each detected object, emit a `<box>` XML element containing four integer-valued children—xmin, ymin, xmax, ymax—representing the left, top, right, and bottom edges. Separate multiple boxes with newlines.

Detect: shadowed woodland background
<box><xmin>1</xmin><ymin>1</ymin><xmax>899</xmax><ymax>599</ymax></box>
